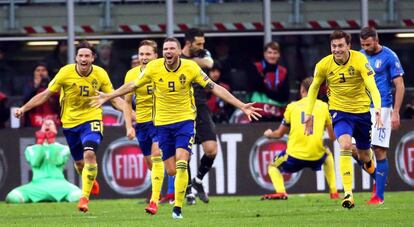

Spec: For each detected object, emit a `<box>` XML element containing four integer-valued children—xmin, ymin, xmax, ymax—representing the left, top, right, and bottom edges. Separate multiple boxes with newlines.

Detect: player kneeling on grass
<box><xmin>262</xmin><ymin>77</ymin><xmax>339</xmax><ymax>200</ymax></box>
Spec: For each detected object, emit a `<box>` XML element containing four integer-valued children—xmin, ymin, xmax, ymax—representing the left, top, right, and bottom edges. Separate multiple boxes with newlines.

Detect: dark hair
<box><xmin>263</xmin><ymin>41</ymin><xmax>280</xmax><ymax>52</ymax></box>
<box><xmin>360</xmin><ymin>26</ymin><xmax>378</xmax><ymax>40</ymax></box>
<box><xmin>163</xmin><ymin>37</ymin><xmax>181</xmax><ymax>49</ymax></box>
<box><xmin>184</xmin><ymin>28</ymin><xmax>204</xmax><ymax>43</ymax></box>
<box><xmin>139</xmin><ymin>40</ymin><xmax>158</xmax><ymax>53</ymax></box>
<box><xmin>75</xmin><ymin>40</ymin><xmax>96</xmax><ymax>56</ymax></box>
<box><xmin>330</xmin><ymin>30</ymin><xmax>351</xmax><ymax>45</ymax></box>
<box><xmin>301</xmin><ymin>76</ymin><xmax>313</xmax><ymax>92</ymax></box>
<box><xmin>33</xmin><ymin>61</ymin><xmax>48</xmax><ymax>72</ymax></box>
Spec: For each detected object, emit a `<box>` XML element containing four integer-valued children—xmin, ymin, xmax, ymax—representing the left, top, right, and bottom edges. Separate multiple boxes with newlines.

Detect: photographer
<box><xmin>23</xmin><ymin>62</ymin><xmax>60</xmax><ymax>127</ymax></box>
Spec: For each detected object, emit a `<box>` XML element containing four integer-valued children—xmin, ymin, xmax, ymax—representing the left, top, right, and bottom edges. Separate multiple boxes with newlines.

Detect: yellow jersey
<box><xmin>134</xmin><ymin>58</ymin><xmax>211</xmax><ymax>126</ymax></box>
<box><xmin>48</xmin><ymin>64</ymin><xmax>113</xmax><ymax>128</ymax></box>
<box><xmin>124</xmin><ymin>66</ymin><xmax>154</xmax><ymax>123</ymax></box>
<box><xmin>285</xmin><ymin>97</ymin><xmax>331</xmax><ymax>161</ymax></box>
<box><xmin>306</xmin><ymin>50</ymin><xmax>381</xmax><ymax>114</ymax></box>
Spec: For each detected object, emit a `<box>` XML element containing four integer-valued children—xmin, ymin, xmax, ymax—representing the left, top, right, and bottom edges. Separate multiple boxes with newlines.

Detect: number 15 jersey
<box><xmin>48</xmin><ymin>64</ymin><xmax>113</xmax><ymax>128</ymax></box>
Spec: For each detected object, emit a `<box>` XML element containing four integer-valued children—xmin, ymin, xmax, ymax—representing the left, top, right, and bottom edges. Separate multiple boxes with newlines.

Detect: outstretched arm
<box><xmin>207</xmin><ymin>81</ymin><xmax>262</xmax><ymax>121</ymax></box>
<box><xmin>90</xmin><ymin>81</ymin><xmax>137</xmax><ymax>108</ymax></box>
<box><xmin>15</xmin><ymin>89</ymin><xmax>56</xmax><ymax>118</ymax></box>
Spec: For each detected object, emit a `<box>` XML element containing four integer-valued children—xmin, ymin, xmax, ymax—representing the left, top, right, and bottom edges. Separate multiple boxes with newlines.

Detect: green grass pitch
<box><xmin>1</xmin><ymin>192</ymin><xmax>413</xmax><ymax>226</ymax></box>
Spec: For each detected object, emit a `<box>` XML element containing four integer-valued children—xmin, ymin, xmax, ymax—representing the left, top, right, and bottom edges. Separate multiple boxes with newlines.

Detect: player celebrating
<box><xmin>90</xmin><ymin>37</ymin><xmax>261</xmax><ymax>219</ymax></box>
<box><xmin>262</xmin><ymin>77</ymin><xmax>339</xmax><ymax>200</ymax></box>
<box><xmin>15</xmin><ymin>41</ymin><xmax>125</xmax><ymax>212</ymax></box>
<box><xmin>304</xmin><ymin>30</ymin><xmax>382</xmax><ymax>209</ymax></box>
<box><xmin>360</xmin><ymin>27</ymin><xmax>405</xmax><ymax>204</ymax></box>
<box><xmin>123</xmin><ymin>40</ymin><xmax>165</xmax><ymax>214</ymax></box>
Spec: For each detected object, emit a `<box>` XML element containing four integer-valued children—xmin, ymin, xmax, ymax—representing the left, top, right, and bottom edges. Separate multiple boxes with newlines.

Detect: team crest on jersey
<box><xmin>375</xmin><ymin>59</ymin><xmax>382</xmax><ymax>69</ymax></box>
<box><xmin>179</xmin><ymin>74</ymin><xmax>186</xmax><ymax>85</ymax></box>
<box><xmin>395</xmin><ymin>61</ymin><xmax>401</xmax><ymax>69</ymax></box>
<box><xmin>92</xmin><ymin>79</ymin><xmax>98</xmax><ymax>90</ymax></box>
<box><xmin>348</xmin><ymin>66</ymin><xmax>355</xmax><ymax>76</ymax></box>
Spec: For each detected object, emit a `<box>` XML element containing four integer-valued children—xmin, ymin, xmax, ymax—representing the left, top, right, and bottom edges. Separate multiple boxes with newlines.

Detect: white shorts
<box><xmin>370</xmin><ymin>107</ymin><xmax>392</xmax><ymax>148</ymax></box>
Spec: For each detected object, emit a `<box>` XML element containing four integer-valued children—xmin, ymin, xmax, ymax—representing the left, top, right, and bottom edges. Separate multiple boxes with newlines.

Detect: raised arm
<box><xmin>15</xmin><ymin>89</ymin><xmax>56</xmax><ymax>118</ymax></box>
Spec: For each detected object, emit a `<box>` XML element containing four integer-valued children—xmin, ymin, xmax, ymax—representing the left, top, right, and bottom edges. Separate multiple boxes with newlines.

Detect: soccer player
<box><xmin>262</xmin><ymin>77</ymin><xmax>339</xmax><ymax>200</ymax></box>
<box><xmin>123</xmin><ymin>40</ymin><xmax>165</xmax><ymax>214</ymax></box>
<box><xmin>360</xmin><ymin>27</ymin><xmax>405</xmax><ymax>204</ymax></box>
<box><xmin>15</xmin><ymin>40</ymin><xmax>125</xmax><ymax>213</ymax></box>
<box><xmin>90</xmin><ymin>37</ymin><xmax>261</xmax><ymax>219</ymax></box>
<box><xmin>304</xmin><ymin>30</ymin><xmax>382</xmax><ymax>209</ymax></box>
<box><xmin>181</xmin><ymin>28</ymin><xmax>215</xmax><ymax>204</ymax></box>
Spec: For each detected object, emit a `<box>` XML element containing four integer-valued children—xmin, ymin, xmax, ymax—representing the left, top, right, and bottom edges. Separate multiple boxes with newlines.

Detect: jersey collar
<box><xmin>333</xmin><ymin>51</ymin><xmax>351</xmax><ymax>66</ymax></box>
<box><xmin>164</xmin><ymin>59</ymin><xmax>182</xmax><ymax>72</ymax></box>
<box><xmin>75</xmin><ymin>64</ymin><xmax>93</xmax><ymax>77</ymax></box>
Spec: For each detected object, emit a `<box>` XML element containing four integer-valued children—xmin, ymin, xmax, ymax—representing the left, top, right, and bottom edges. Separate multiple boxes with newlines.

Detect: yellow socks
<box><xmin>268</xmin><ymin>165</ymin><xmax>286</xmax><ymax>193</ymax></box>
<box><xmin>150</xmin><ymin>156</ymin><xmax>164</xmax><ymax>204</ymax></box>
<box><xmin>174</xmin><ymin>160</ymin><xmax>188</xmax><ymax>208</ymax></box>
<box><xmin>340</xmin><ymin>150</ymin><xmax>353</xmax><ymax>195</ymax></box>
<box><xmin>81</xmin><ymin>163</ymin><xmax>97</xmax><ymax>199</ymax></box>
<box><xmin>323</xmin><ymin>150</ymin><xmax>338</xmax><ymax>193</ymax></box>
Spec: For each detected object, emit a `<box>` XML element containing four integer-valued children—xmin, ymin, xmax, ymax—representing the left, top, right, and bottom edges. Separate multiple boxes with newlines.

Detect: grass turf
<box><xmin>1</xmin><ymin>192</ymin><xmax>413</xmax><ymax>226</ymax></box>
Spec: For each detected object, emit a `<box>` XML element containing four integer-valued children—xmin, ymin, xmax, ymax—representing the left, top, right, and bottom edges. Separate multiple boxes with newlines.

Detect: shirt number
<box><xmin>146</xmin><ymin>85</ymin><xmax>153</xmax><ymax>94</ymax></box>
<box><xmin>338</xmin><ymin>73</ymin><xmax>346</xmax><ymax>83</ymax></box>
<box><xmin>168</xmin><ymin>81</ymin><xmax>175</xmax><ymax>92</ymax></box>
<box><xmin>79</xmin><ymin>86</ymin><xmax>90</xmax><ymax>96</ymax></box>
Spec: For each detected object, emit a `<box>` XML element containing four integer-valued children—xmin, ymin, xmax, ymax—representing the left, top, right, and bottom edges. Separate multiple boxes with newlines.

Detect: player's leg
<box><xmin>192</xmin><ymin>105</ymin><xmax>217</xmax><ymax>203</ymax></box>
<box><xmin>330</xmin><ymin>111</ymin><xmax>355</xmax><ymax>209</ymax></box>
<box><xmin>147</xmin><ymin>142</ymin><xmax>164</xmax><ymax>214</ymax></box>
<box><xmin>77</xmin><ymin>121</ymin><xmax>103</xmax><ymax>212</ymax></box>
<box><xmin>322</xmin><ymin>147</ymin><xmax>339</xmax><ymax>199</ymax></box>
<box><xmin>172</xmin><ymin>120</ymin><xmax>195</xmax><ymax>219</ymax></box>
<box><xmin>263</xmin><ymin>150</ymin><xmax>289</xmax><ymax>200</ymax></box>
<box><xmin>369</xmin><ymin>108</ymin><xmax>391</xmax><ymax>204</ymax></box>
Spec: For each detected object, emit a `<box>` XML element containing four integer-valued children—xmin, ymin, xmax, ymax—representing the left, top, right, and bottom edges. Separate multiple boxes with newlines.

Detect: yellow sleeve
<box><xmin>306</xmin><ymin>62</ymin><xmax>326</xmax><ymax>115</ymax></box>
<box><xmin>100</xmin><ymin>70</ymin><xmax>114</xmax><ymax>93</ymax></box>
<box><xmin>283</xmin><ymin>103</ymin><xmax>293</xmax><ymax>124</ymax></box>
<box><xmin>359</xmin><ymin>56</ymin><xmax>381</xmax><ymax>109</ymax></box>
<box><xmin>124</xmin><ymin>68</ymin><xmax>137</xmax><ymax>96</ymax></box>
<box><xmin>193</xmin><ymin>65</ymin><xmax>211</xmax><ymax>87</ymax></box>
<box><xmin>323</xmin><ymin>103</ymin><xmax>332</xmax><ymax>126</ymax></box>
<box><xmin>134</xmin><ymin>67</ymin><xmax>152</xmax><ymax>89</ymax></box>
<box><xmin>48</xmin><ymin>68</ymin><xmax>64</xmax><ymax>93</ymax></box>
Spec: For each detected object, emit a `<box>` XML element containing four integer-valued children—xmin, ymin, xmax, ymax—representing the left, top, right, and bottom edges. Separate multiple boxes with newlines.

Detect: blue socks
<box><xmin>375</xmin><ymin>159</ymin><xmax>388</xmax><ymax>200</ymax></box>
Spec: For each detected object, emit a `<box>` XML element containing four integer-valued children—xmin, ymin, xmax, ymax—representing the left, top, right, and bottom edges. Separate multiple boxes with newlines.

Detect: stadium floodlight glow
<box><xmin>395</xmin><ymin>33</ymin><xmax>414</xmax><ymax>38</ymax></box>
<box><xmin>27</xmin><ymin>41</ymin><xmax>58</xmax><ymax>46</ymax></box>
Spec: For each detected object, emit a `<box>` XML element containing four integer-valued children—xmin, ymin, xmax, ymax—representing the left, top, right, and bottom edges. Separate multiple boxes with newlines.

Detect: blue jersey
<box><xmin>361</xmin><ymin>46</ymin><xmax>404</xmax><ymax>107</ymax></box>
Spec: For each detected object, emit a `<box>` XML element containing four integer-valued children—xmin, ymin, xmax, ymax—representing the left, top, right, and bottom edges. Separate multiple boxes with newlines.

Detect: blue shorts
<box><xmin>157</xmin><ymin>120</ymin><xmax>195</xmax><ymax>161</ymax></box>
<box><xmin>135</xmin><ymin>121</ymin><xmax>158</xmax><ymax>157</ymax></box>
<box><xmin>330</xmin><ymin>110</ymin><xmax>372</xmax><ymax>150</ymax></box>
<box><xmin>275</xmin><ymin>150</ymin><xmax>327</xmax><ymax>173</ymax></box>
<box><xmin>62</xmin><ymin>120</ymin><xmax>103</xmax><ymax>161</ymax></box>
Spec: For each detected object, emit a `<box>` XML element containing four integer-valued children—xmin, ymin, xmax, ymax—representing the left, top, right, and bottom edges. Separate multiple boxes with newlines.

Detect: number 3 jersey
<box><xmin>134</xmin><ymin>58</ymin><xmax>211</xmax><ymax>126</ymax></box>
<box><xmin>313</xmin><ymin>50</ymin><xmax>380</xmax><ymax>113</ymax></box>
<box><xmin>48</xmin><ymin>64</ymin><xmax>114</xmax><ymax>128</ymax></box>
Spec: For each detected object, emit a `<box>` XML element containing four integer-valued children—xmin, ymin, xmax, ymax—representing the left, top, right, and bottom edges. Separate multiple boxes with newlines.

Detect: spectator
<box><xmin>23</xmin><ymin>62</ymin><xmax>60</xmax><ymax>127</ymax></box>
<box><xmin>44</xmin><ymin>41</ymin><xmax>68</xmax><ymax>77</ymax></box>
<box><xmin>94</xmin><ymin>40</ymin><xmax>127</xmax><ymax>89</ymax></box>
<box><xmin>0</xmin><ymin>91</ymin><xmax>9</xmax><ymax>128</ymax></box>
<box><xmin>206</xmin><ymin>62</ymin><xmax>234</xmax><ymax>123</ymax></box>
<box><xmin>0</xmin><ymin>48</ymin><xmax>16</xmax><ymax>96</ymax></box>
<box><xmin>247</xmin><ymin>41</ymin><xmax>290</xmax><ymax>121</ymax></box>
<box><xmin>130</xmin><ymin>54</ymin><xmax>140</xmax><ymax>68</ymax></box>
